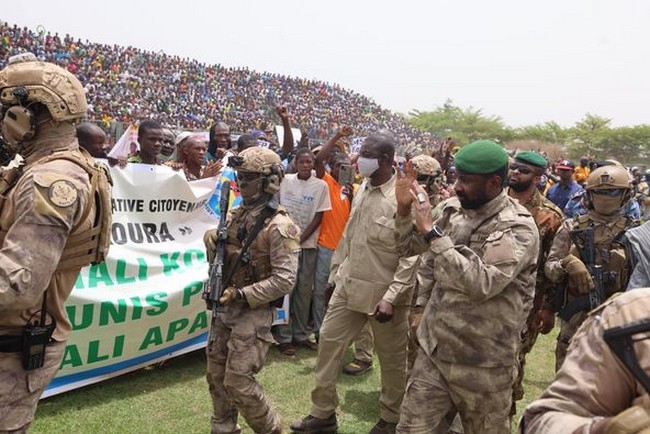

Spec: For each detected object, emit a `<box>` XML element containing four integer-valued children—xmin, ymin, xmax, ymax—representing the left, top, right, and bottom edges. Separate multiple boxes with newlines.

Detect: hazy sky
<box><xmin>3</xmin><ymin>0</ymin><xmax>649</xmax><ymax>127</ymax></box>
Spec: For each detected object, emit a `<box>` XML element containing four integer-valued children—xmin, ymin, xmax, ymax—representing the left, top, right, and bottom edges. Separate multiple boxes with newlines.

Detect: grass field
<box><xmin>31</xmin><ymin>330</ymin><xmax>558</xmax><ymax>434</ymax></box>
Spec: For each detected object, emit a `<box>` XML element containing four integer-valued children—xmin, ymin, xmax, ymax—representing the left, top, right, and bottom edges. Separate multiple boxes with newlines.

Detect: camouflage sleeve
<box><xmin>521</xmin><ymin>301</ymin><xmax>637</xmax><ymax>432</ymax></box>
<box><xmin>0</xmin><ymin>170</ymin><xmax>86</xmax><ymax>310</ymax></box>
<box><xmin>381</xmin><ymin>255</ymin><xmax>418</xmax><ymax>305</ymax></box>
<box><xmin>429</xmin><ymin>218</ymin><xmax>539</xmax><ymax>302</ymax></box>
<box><xmin>415</xmin><ymin>251</ymin><xmax>435</xmax><ymax>307</ymax></box>
<box><xmin>544</xmin><ymin>220</ymin><xmax>573</xmax><ymax>283</ymax></box>
<box><xmin>242</xmin><ymin>218</ymin><xmax>300</xmax><ymax>309</ymax></box>
<box><xmin>539</xmin><ymin>210</ymin><xmax>565</xmax><ymax>310</ymax></box>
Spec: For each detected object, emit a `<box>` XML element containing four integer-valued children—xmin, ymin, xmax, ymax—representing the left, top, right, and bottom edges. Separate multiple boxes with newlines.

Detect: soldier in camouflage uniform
<box><xmin>545</xmin><ymin>164</ymin><xmax>637</xmax><ymax>371</ymax></box>
<box><xmin>0</xmin><ymin>53</ymin><xmax>112</xmax><ymax>432</ymax></box>
<box><xmin>203</xmin><ymin>146</ymin><xmax>301</xmax><ymax>434</ymax></box>
<box><xmin>506</xmin><ymin>151</ymin><xmax>563</xmax><ymax>415</ymax></box>
<box><xmin>394</xmin><ymin>140</ymin><xmax>539</xmax><ymax>434</ymax></box>
<box><xmin>521</xmin><ymin>288</ymin><xmax>650</xmax><ymax>433</ymax></box>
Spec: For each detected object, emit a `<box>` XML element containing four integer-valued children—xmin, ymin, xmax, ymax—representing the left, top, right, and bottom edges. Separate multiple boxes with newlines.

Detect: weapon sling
<box><xmin>224</xmin><ymin>199</ymin><xmax>278</xmax><ymax>290</ymax></box>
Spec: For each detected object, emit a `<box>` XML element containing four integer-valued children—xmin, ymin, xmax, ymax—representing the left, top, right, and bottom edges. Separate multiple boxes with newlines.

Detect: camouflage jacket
<box><xmin>395</xmin><ymin>191</ymin><xmax>539</xmax><ymax>367</ymax></box>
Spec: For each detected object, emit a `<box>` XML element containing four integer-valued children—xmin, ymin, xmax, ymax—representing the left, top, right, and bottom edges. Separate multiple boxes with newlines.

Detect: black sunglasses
<box><xmin>509</xmin><ymin>163</ymin><xmax>534</xmax><ymax>175</ymax></box>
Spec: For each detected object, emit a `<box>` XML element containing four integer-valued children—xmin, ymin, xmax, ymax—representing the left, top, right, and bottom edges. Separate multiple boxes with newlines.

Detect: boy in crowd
<box><xmin>275</xmin><ymin>148</ymin><xmax>331</xmax><ymax>355</ymax></box>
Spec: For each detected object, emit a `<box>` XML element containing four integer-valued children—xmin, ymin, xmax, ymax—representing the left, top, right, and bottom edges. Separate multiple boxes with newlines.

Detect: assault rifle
<box><xmin>604</xmin><ymin>319</ymin><xmax>650</xmax><ymax>394</ymax></box>
<box><xmin>574</xmin><ymin>227</ymin><xmax>606</xmax><ymax>310</ymax></box>
<box><xmin>558</xmin><ymin>227</ymin><xmax>607</xmax><ymax>320</ymax></box>
<box><xmin>202</xmin><ymin>182</ymin><xmax>231</xmax><ymax>347</ymax></box>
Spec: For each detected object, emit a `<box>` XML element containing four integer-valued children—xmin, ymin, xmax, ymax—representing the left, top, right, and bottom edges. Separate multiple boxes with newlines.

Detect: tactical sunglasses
<box><xmin>508</xmin><ymin>163</ymin><xmax>534</xmax><ymax>175</ymax></box>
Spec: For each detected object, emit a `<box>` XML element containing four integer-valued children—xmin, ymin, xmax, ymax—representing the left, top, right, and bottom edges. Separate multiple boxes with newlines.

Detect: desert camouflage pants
<box><xmin>206</xmin><ymin>304</ymin><xmax>281</xmax><ymax>434</ymax></box>
<box><xmin>397</xmin><ymin>348</ymin><xmax>515</xmax><ymax>434</ymax></box>
<box><xmin>0</xmin><ymin>340</ymin><xmax>65</xmax><ymax>433</ymax></box>
<box><xmin>555</xmin><ymin>311</ymin><xmax>588</xmax><ymax>372</ymax></box>
<box><xmin>511</xmin><ymin>307</ymin><xmax>542</xmax><ymax>416</ymax></box>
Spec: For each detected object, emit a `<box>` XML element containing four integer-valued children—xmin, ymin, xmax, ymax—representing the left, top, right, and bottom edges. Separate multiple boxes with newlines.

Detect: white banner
<box><xmin>44</xmin><ymin>164</ymin><xmax>287</xmax><ymax>397</ymax></box>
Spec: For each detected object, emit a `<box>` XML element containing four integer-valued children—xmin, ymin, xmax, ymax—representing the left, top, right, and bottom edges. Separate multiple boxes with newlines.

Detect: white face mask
<box><xmin>357</xmin><ymin>157</ymin><xmax>380</xmax><ymax>178</ymax></box>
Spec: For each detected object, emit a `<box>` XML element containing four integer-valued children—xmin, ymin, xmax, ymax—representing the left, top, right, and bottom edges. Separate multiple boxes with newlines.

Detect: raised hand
<box><xmin>276</xmin><ymin>106</ymin><xmax>289</xmax><ymax>122</ymax></box>
<box><xmin>202</xmin><ymin>160</ymin><xmax>223</xmax><ymax>178</ymax></box>
<box><xmin>409</xmin><ymin>180</ymin><xmax>434</xmax><ymax>235</ymax></box>
<box><xmin>396</xmin><ymin>159</ymin><xmax>417</xmax><ymax>216</ymax></box>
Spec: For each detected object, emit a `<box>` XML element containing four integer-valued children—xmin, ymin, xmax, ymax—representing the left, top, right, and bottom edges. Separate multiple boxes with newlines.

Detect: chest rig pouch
<box><xmin>571</xmin><ymin>215</ymin><xmax>633</xmax><ymax>296</ymax></box>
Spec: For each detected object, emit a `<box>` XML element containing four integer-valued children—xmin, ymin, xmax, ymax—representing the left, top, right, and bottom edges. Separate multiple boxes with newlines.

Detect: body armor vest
<box><xmin>224</xmin><ymin>208</ymin><xmax>275</xmax><ymax>288</ymax></box>
<box><xmin>570</xmin><ymin>214</ymin><xmax>634</xmax><ymax>296</ymax></box>
<box><xmin>0</xmin><ymin>148</ymin><xmax>112</xmax><ymax>270</ymax></box>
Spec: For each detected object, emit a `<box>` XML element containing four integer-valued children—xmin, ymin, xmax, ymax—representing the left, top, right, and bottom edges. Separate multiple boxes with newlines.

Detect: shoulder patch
<box><xmin>48</xmin><ymin>179</ymin><xmax>79</xmax><ymax>208</ymax></box>
<box><xmin>278</xmin><ymin>222</ymin><xmax>300</xmax><ymax>239</ymax></box>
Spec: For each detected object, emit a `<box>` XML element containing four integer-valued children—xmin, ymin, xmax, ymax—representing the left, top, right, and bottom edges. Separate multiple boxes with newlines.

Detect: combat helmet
<box><xmin>411</xmin><ymin>154</ymin><xmax>442</xmax><ymax>177</ymax></box>
<box><xmin>233</xmin><ymin>146</ymin><xmax>283</xmax><ymax>195</ymax></box>
<box><xmin>585</xmin><ymin>165</ymin><xmax>632</xmax><ymax>215</ymax></box>
<box><xmin>0</xmin><ymin>53</ymin><xmax>87</xmax><ymax>147</ymax></box>
<box><xmin>586</xmin><ymin>165</ymin><xmax>632</xmax><ymax>191</ymax></box>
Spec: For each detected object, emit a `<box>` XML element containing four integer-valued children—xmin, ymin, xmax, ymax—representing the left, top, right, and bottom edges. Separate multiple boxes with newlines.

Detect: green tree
<box><xmin>407</xmin><ymin>99</ymin><xmax>513</xmax><ymax>145</ymax></box>
<box><xmin>567</xmin><ymin>113</ymin><xmax>612</xmax><ymax>158</ymax></box>
<box><xmin>514</xmin><ymin>121</ymin><xmax>568</xmax><ymax>144</ymax></box>
<box><xmin>599</xmin><ymin>125</ymin><xmax>650</xmax><ymax>165</ymax></box>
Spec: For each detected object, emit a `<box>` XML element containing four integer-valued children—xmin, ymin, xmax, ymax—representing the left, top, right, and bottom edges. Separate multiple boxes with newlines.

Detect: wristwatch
<box><xmin>423</xmin><ymin>225</ymin><xmax>444</xmax><ymax>243</ymax></box>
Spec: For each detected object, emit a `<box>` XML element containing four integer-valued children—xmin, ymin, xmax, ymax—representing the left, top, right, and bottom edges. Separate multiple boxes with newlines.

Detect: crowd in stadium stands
<box><xmin>4</xmin><ymin>21</ymin><xmax>650</xmax><ymax>433</ymax></box>
<box><xmin>0</xmin><ymin>22</ymin><xmax>434</xmax><ymax>146</ymax></box>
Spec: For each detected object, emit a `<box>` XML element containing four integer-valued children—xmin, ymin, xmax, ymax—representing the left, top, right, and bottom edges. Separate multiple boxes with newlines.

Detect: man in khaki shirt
<box><xmin>291</xmin><ymin>131</ymin><xmax>417</xmax><ymax>434</ymax></box>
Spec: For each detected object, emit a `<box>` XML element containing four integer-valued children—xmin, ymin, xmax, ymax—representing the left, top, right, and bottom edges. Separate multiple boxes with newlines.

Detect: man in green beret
<box><xmin>393</xmin><ymin>140</ymin><xmax>540</xmax><ymax>433</ymax></box>
<box><xmin>507</xmin><ymin>151</ymin><xmax>563</xmax><ymax>417</ymax></box>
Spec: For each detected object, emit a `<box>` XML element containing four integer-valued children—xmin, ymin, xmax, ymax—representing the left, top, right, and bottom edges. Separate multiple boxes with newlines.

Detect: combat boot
<box><xmin>368</xmin><ymin>418</ymin><xmax>396</xmax><ymax>434</ymax></box>
<box><xmin>290</xmin><ymin>413</ymin><xmax>337</xmax><ymax>433</ymax></box>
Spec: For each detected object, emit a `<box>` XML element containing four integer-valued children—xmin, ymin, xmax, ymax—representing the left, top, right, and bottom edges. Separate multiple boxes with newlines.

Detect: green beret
<box><xmin>515</xmin><ymin>151</ymin><xmax>547</xmax><ymax>169</ymax></box>
<box><xmin>454</xmin><ymin>140</ymin><xmax>508</xmax><ymax>174</ymax></box>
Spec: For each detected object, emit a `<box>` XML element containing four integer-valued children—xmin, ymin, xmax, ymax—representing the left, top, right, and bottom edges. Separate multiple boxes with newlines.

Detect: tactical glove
<box><xmin>219</xmin><ymin>287</ymin><xmax>244</xmax><ymax>306</ymax></box>
<box><xmin>203</xmin><ymin>229</ymin><xmax>218</xmax><ymax>264</ymax></box>
<box><xmin>561</xmin><ymin>254</ymin><xmax>594</xmax><ymax>295</ymax></box>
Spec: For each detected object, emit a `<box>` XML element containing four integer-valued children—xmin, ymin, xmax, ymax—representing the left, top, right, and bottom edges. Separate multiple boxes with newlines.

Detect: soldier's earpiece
<box><xmin>1</xmin><ymin>105</ymin><xmax>36</xmax><ymax>146</ymax></box>
<box><xmin>1</xmin><ymin>86</ymin><xmax>37</xmax><ymax>146</ymax></box>
<box><xmin>263</xmin><ymin>164</ymin><xmax>281</xmax><ymax>195</ymax></box>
